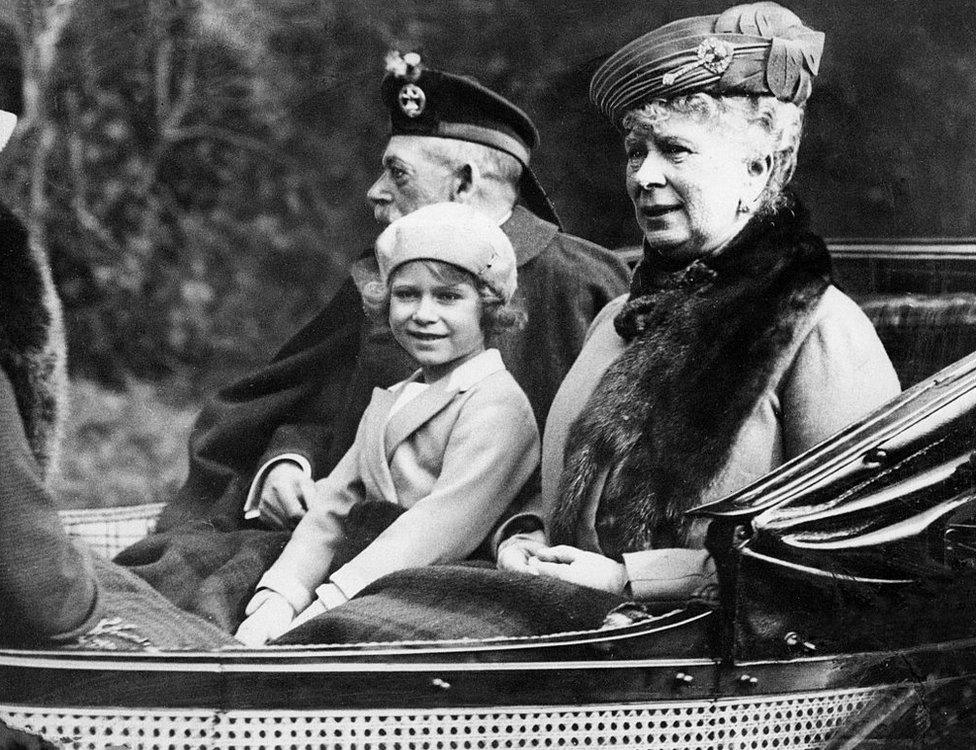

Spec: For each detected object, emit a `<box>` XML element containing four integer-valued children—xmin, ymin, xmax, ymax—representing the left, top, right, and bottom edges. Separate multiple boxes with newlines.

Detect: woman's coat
<box><xmin>502</xmin><ymin>198</ymin><xmax>900</xmax><ymax>605</ymax></box>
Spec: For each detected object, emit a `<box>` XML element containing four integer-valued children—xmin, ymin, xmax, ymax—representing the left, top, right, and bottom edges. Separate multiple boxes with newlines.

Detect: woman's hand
<box><xmin>234</xmin><ymin>590</ymin><xmax>296</xmax><ymax>646</ymax></box>
<box><xmin>496</xmin><ymin>530</ymin><xmax>547</xmax><ymax>575</ymax></box>
<box><xmin>530</xmin><ymin>545</ymin><xmax>629</xmax><ymax>594</ymax></box>
<box><xmin>258</xmin><ymin>462</ymin><xmax>316</xmax><ymax>528</ymax></box>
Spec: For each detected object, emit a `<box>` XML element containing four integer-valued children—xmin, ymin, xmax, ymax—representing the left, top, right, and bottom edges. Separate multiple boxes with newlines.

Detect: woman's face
<box><xmin>624</xmin><ymin>110</ymin><xmax>769</xmax><ymax>263</ymax></box>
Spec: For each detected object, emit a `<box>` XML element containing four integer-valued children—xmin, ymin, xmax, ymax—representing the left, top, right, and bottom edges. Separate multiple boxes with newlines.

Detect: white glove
<box><xmin>234</xmin><ymin>590</ymin><xmax>297</xmax><ymax>647</ymax></box>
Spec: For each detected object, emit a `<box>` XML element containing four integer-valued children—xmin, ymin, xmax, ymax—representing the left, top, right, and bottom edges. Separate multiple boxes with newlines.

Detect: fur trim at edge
<box><xmin>0</xmin><ymin>201</ymin><xmax>67</xmax><ymax>476</ymax></box>
<box><xmin>551</xmin><ymin>194</ymin><xmax>832</xmax><ymax>557</ymax></box>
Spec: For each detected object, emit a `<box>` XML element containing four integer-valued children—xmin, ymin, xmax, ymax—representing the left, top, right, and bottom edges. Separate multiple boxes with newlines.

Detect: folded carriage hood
<box><xmin>690</xmin><ymin>351</ymin><xmax>976</xmax><ymax>670</ymax></box>
<box><xmin>691</xmin><ymin>350</ymin><xmax>976</xmax><ymax>584</ymax></box>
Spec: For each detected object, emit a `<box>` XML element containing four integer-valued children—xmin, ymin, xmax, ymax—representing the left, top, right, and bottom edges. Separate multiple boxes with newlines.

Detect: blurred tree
<box><xmin>16</xmin><ymin>0</ymin><xmax>356</xmax><ymax>387</ymax></box>
<box><xmin>0</xmin><ymin>0</ymin><xmax>554</xmax><ymax>392</ymax></box>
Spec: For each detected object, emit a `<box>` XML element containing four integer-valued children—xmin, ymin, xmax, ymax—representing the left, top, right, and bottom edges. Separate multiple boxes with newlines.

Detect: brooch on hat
<box><xmin>386</xmin><ymin>50</ymin><xmax>426</xmax><ymax>118</ymax></box>
<box><xmin>662</xmin><ymin>38</ymin><xmax>735</xmax><ymax>86</ymax></box>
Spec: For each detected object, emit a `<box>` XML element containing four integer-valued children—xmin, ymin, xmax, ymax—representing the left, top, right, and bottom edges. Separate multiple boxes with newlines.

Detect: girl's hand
<box><xmin>286</xmin><ymin>600</ymin><xmax>328</xmax><ymax>632</ymax></box>
<box><xmin>258</xmin><ymin>462</ymin><xmax>316</xmax><ymax>528</ymax></box>
<box><xmin>496</xmin><ymin>531</ymin><xmax>547</xmax><ymax>575</ymax></box>
<box><xmin>234</xmin><ymin>590</ymin><xmax>296</xmax><ymax>646</ymax></box>
<box><xmin>284</xmin><ymin>581</ymin><xmax>349</xmax><ymax>634</ymax></box>
<box><xmin>530</xmin><ymin>545</ymin><xmax>629</xmax><ymax>594</ymax></box>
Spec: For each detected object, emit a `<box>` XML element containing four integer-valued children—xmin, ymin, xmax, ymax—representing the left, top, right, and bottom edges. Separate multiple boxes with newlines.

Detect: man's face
<box><xmin>366</xmin><ymin>136</ymin><xmax>456</xmax><ymax>226</ymax></box>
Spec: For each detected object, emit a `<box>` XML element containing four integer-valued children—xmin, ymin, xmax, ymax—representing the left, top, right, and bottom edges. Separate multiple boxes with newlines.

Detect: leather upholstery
<box><xmin>860</xmin><ymin>293</ymin><xmax>976</xmax><ymax>387</ymax></box>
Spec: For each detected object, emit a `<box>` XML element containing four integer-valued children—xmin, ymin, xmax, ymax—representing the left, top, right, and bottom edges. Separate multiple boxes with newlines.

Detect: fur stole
<box><xmin>551</xmin><ymin>195</ymin><xmax>832</xmax><ymax>558</ymax></box>
<box><xmin>0</xmin><ymin>201</ymin><xmax>67</xmax><ymax>476</ymax></box>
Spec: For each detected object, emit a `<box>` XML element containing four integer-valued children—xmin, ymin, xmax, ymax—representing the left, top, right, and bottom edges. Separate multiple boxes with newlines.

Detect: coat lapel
<box><xmin>383</xmin><ymin>381</ymin><xmax>459</xmax><ymax>461</ymax></box>
<box><xmin>502</xmin><ymin>206</ymin><xmax>557</xmax><ymax>267</ymax></box>
<box><xmin>361</xmin><ymin>387</ymin><xmax>398</xmax><ymax>501</ymax></box>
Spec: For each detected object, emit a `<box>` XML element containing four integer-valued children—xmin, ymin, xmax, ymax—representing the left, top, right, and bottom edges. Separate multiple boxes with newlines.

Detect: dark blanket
<box><xmin>275</xmin><ymin>564</ymin><xmax>628</xmax><ymax>645</ymax></box>
<box><xmin>78</xmin><ymin>556</ymin><xmax>237</xmax><ymax>650</ymax></box>
<box><xmin>116</xmin><ymin>500</ymin><xmax>407</xmax><ymax>631</ymax></box>
<box><xmin>114</xmin><ymin>523</ymin><xmax>291</xmax><ymax>632</ymax></box>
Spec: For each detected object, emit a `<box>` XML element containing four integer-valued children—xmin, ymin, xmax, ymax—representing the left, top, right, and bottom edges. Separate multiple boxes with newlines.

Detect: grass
<box><xmin>52</xmin><ymin>378</ymin><xmax>200</xmax><ymax>510</ymax></box>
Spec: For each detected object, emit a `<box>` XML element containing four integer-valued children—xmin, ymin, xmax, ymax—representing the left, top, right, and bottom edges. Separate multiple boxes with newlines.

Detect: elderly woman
<box><xmin>274</xmin><ymin>2</ymin><xmax>901</xmax><ymax>645</ymax></box>
<box><xmin>492</xmin><ymin>2</ymin><xmax>900</xmax><ymax>604</ymax></box>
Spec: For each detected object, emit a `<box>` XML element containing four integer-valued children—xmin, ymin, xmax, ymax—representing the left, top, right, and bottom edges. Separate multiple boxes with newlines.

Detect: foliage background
<box><xmin>0</xmin><ymin>0</ymin><xmax>972</xmax><ymax>507</ymax></box>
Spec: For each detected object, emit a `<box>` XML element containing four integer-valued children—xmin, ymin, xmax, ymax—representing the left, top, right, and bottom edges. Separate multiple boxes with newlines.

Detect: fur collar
<box><xmin>0</xmin><ymin>202</ymin><xmax>67</xmax><ymax>476</ymax></box>
<box><xmin>551</xmin><ymin>195</ymin><xmax>832</xmax><ymax>556</ymax></box>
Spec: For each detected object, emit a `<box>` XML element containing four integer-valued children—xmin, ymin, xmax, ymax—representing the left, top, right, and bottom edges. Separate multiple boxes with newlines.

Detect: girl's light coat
<box><xmin>261</xmin><ymin>348</ymin><xmax>539</xmax><ymax>604</ymax></box>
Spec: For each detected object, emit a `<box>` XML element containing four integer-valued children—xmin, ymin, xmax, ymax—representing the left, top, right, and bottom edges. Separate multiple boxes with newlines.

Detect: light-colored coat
<box><xmin>262</xmin><ymin>348</ymin><xmax>539</xmax><ymax>603</ymax></box>
<box><xmin>503</xmin><ymin>287</ymin><xmax>899</xmax><ymax>603</ymax></box>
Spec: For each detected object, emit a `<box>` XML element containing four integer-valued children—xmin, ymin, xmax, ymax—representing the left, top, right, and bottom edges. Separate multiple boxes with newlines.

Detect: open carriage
<box><xmin>3</xmin><ymin>240</ymin><xmax>976</xmax><ymax>749</ymax></box>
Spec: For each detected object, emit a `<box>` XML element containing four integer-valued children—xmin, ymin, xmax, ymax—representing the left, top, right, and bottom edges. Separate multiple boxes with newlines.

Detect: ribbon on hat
<box><xmin>715</xmin><ymin>2</ymin><xmax>823</xmax><ymax>103</ymax></box>
<box><xmin>767</xmin><ymin>36</ymin><xmax>813</xmax><ymax>102</ymax></box>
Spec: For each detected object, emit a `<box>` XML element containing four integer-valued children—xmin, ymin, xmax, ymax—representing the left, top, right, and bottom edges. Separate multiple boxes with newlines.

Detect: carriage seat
<box><xmin>859</xmin><ymin>293</ymin><xmax>976</xmax><ymax>388</ymax></box>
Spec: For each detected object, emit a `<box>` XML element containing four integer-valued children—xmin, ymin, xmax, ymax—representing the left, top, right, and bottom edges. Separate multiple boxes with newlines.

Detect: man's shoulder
<box><xmin>504</xmin><ymin>206</ymin><xmax>626</xmax><ymax>274</ymax></box>
<box><xmin>526</xmin><ymin>229</ymin><xmax>629</xmax><ymax>288</ymax></box>
<box><xmin>550</xmin><ymin>228</ymin><xmax>623</xmax><ymax>261</ymax></box>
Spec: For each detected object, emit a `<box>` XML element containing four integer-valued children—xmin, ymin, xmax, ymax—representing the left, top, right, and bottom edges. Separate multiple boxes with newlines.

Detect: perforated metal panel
<box><xmin>0</xmin><ymin>705</ymin><xmax>214</xmax><ymax>749</ymax></box>
<box><xmin>59</xmin><ymin>503</ymin><xmax>164</xmax><ymax>558</ymax></box>
<box><xmin>1</xmin><ymin>686</ymin><xmax>901</xmax><ymax>749</ymax></box>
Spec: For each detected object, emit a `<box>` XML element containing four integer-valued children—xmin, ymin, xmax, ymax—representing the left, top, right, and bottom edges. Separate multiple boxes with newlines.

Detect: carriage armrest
<box><xmin>58</xmin><ymin>503</ymin><xmax>165</xmax><ymax>559</ymax></box>
<box><xmin>859</xmin><ymin>293</ymin><xmax>976</xmax><ymax>388</ymax></box>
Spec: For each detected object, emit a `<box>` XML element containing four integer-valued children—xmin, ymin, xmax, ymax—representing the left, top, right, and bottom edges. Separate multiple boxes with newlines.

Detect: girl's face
<box><xmin>388</xmin><ymin>260</ymin><xmax>486</xmax><ymax>382</ymax></box>
<box><xmin>624</xmin><ymin>109</ymin><xmax>769</xmax><ymax>263</ymax></box>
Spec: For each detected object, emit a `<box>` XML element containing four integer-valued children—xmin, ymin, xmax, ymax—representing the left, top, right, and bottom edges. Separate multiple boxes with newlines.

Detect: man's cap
<box><xmin>381</xmin><ymin>51</ymin><xmax>561</xmax><ymax>228</ymax></box>
<box><xmin>375</xmin><ymin>202</ymin><xmax>518</xmax><ymax>303</ymax></box>
<box><xmin>590</xmin><ymin>2</ymin><xmax>824</xmax><ymax>126</ymax></box>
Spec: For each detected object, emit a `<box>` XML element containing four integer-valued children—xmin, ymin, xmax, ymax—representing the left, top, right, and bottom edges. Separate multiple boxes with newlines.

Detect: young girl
<box><xmin>235</xmin><ymin>202</ymin><xmax>540</xmax><ymax>646</ymax></box>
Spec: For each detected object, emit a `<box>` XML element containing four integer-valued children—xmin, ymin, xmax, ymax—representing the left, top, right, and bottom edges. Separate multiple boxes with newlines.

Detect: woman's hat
<box><xmin>590</xmin><ymin>2</ymin><xmax>824</xmax><ymax>126</ymax></box>
<box><xmin>375</xmin><ymin>202</ymin><xmax>518</xmax><ymax>302</ymax></box>
<box><xmin>380</xmin><ymin>51</ymin><xmax>561</xmax><ymax>228</ymax></box>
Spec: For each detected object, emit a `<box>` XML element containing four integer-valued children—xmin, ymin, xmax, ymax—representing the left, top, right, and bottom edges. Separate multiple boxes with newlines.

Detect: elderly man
<box><xmin>118</xmin><ymin>55</ymin><xmax>628</xmax><ymax>628</ymax></box>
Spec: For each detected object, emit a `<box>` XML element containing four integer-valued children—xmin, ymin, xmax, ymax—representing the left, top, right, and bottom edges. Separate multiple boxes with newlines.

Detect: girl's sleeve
<box><xmin>328</xmin><ymin>384</ymin><xmax>540</xmax><ymax>599</ymax></box>
<box><xmin>0</xmin><ymin>370</ymin><xmax>100</xmax><ymax>642</ymax></box>
<box><xmin>254</xmin><ymin>414</ymin><xmax>369</xmax><ymax>612</ymax></box>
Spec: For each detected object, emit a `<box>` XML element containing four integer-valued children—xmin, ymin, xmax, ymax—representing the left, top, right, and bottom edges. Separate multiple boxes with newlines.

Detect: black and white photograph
<box><xmin>1</xmin><ymin>1</ymin><xmax>975</xmax><ymax>747</ymax></box>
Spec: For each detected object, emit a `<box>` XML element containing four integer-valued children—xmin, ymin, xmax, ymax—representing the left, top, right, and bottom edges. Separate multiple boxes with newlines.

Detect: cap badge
<box><xmin>398</xmin><ymin>83</ymin><xmax>426</xmax><ymax>118</ymax></box>
<box><xmin>662</xmin><ymin>37</ymin><xmax>735</xmax><ymax>86</ymax></box>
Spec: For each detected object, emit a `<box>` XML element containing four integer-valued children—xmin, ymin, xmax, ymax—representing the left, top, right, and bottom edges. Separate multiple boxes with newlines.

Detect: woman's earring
<box><xmin>736</xmin><ymin>199</ymin><xmax>752</xmax><ymax>215</ymax></box>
